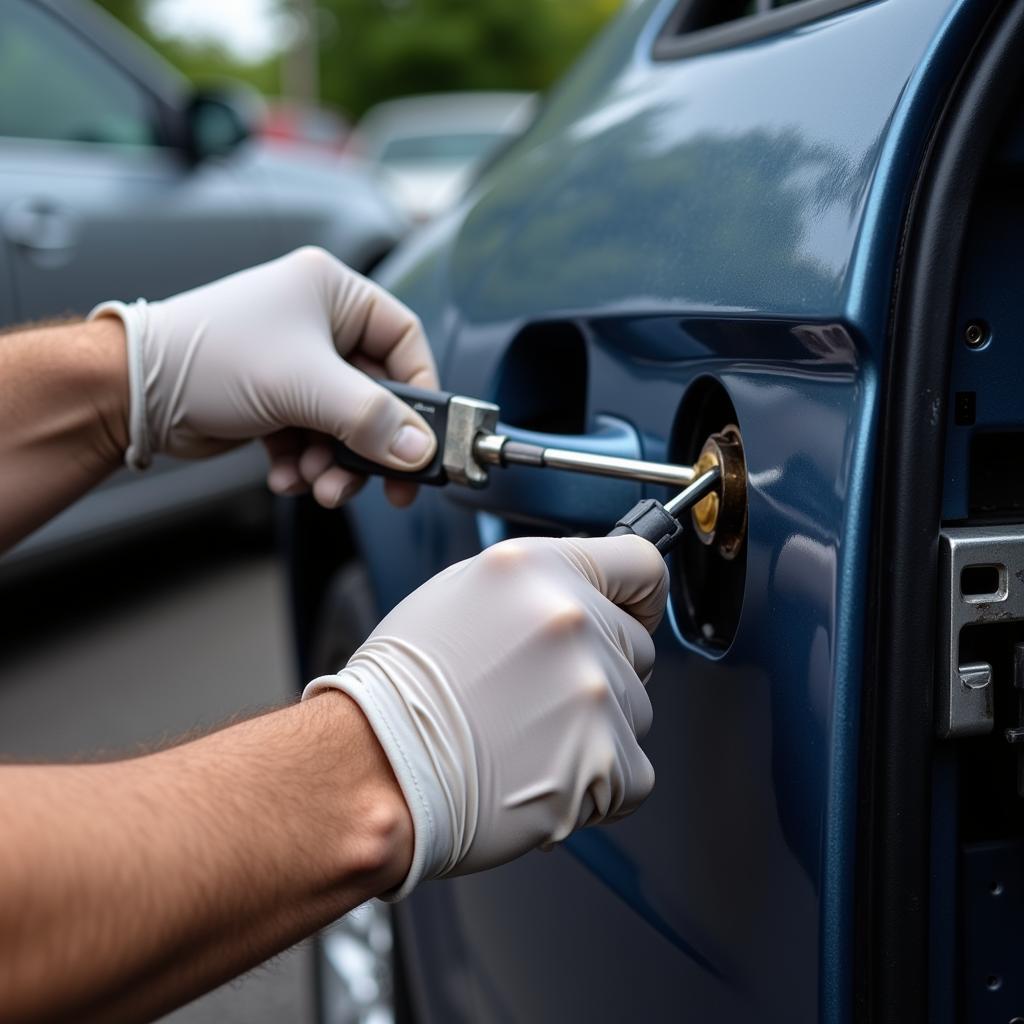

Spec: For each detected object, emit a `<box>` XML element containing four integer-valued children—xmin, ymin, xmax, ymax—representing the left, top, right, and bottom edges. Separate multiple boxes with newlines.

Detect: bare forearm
<box><xmin>0</xmin><ymin>319</ymin><xmax>128</xmax><ymax>551</ymax></box>
<box><xmin>0</xmin><ymin>692</ymin><xmax>412</xmax><ymax>1024</ymax></box>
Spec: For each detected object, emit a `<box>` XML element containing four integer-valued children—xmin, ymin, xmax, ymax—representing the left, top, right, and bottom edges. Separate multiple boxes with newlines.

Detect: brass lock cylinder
<box><xmin>668</xmin><ymin>376</ymin><xmax>747</xmax><ymax>650</ymax></box>
<box><xmin>691</xmin><ymin>425</ymin><xmax>747</xmax><ymax>559</ymax></box>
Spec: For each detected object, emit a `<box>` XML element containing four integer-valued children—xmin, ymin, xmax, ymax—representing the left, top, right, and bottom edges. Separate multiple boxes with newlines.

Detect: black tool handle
<box><xmin>331</xmin><ymin>380</ymin><xmax>452</xmax><ymax>486</ymax></box>
<box><xmin>608</xmin><ymin>499</ymin><xmax>685</xmax><ymax>555</ymax></box>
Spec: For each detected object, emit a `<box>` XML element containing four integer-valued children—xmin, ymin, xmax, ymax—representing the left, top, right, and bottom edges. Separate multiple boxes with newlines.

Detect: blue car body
<box><xmin>293</xmin><ymin>2</ymin><xmax>1024</xmax><ymax>1020</ymax></box>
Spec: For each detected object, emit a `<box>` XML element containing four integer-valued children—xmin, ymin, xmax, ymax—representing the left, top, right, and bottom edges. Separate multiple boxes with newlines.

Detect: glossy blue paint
<box><xmin>563</xmin><ymin>829</ymin><xmax>728</xmax><ymax>980</ymax></box>
<box><xmin>347</xmin><ymin>1</ymin><xmax>995</xmax><ymax>1020</ymax></box>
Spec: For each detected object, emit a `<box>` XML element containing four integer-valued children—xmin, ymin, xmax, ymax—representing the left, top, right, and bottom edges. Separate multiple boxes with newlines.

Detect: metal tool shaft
<box><xmin>473</xmin><ymin>434</ymin><xmax>697</xmax><ymax>489</ymax></box>
<box><xmin>664</xmin><ymin>466</ymin><xmax>721</xmax><ymax>516</ymax></box>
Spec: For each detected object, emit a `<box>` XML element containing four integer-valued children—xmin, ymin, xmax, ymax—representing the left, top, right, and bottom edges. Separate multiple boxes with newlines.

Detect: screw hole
<box><xmin>991</xmin><ymin>881</ymin><xmax>1005</xmax><ymax>896</ymax></box>
<box><xmin>987</xmin><ymin>975</ymin><xmax>1003</xmax><ymax>991</ymax></box>
<box><xmin>965</xmin><ymin>320</ymin><xmax>990</xmax><ymax>349</ymax></box>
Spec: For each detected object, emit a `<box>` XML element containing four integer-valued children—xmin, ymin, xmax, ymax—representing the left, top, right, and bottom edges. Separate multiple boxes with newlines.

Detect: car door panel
<box><xmin>337</xmin><ymin>0</ymin><xmax>1003</xmax><ymax>1021</ymax></box>
<box><xmin>392</xmin><ymin>326</ymin><xmax>856</xmax><ymax>1022</ymax></box>
<box><xmin>0</xmin><ymin>219</ymin><xmax>16</xmax><ymax>322</ymax></box>
<box><xmin>0</xmin><ymin>140</ymin><xmax>281</xmax><ymax>321</ymax></box>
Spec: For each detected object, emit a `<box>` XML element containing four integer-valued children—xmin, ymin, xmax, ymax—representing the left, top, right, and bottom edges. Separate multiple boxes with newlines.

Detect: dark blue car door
<box><xmin>330</xmin><ymin>1</ymin><xmax>1024</xmax><ymax>1021</ymax></box>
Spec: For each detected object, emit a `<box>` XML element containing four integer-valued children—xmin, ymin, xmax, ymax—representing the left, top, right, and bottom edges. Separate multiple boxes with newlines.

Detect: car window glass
<box><xmin>378</xmin><ymin>133</ymin><xmax>505</xmax><ymax>165</ymax></box>
<box><xmin>0</xmin><ymin>0</ymin><xmax>156</xmax><ymax>147</ymax></box>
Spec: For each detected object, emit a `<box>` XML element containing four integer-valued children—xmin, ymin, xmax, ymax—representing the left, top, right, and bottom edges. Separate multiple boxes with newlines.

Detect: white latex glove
<box><xmin>90</xmin><ymin>247</ymin><xmax>439</xmax><ymax>509</ymax></box>
<box><xmin>304</xmin><ymin>534</ymin><xmax>669</xmax><ymax>898</ymax></box>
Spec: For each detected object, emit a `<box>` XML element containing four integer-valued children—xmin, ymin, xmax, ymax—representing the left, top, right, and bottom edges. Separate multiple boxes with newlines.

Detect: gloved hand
<box><xmin>304</xmin><ymin>534</ymin><xmax>669</xmax><ymax>898</ymax></box>
<box><xmin>90</xmin><ymin>247</ymin><xmax>439</xmax><ymax>508</ymax></box>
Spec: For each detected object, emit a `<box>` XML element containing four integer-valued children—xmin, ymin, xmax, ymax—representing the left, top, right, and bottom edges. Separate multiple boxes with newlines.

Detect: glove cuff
<box><xmin>88</xmin><ymin>299</ymin><xmax>152</xmax><ymax>471</ymax></box>
<box><xmin>303</xmin><ymin>661</ymin><xmax>454</xmax><ymax>901</ymax></box>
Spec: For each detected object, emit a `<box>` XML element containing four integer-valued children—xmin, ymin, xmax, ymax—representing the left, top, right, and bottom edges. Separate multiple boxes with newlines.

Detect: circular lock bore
<box><xmin>668</xmin><ymin>378</ymin><xmax>748</xmax><ymax>652</ymax></box>
<box><xmin>692</xmin><ymin>425</ymin><xmax>747</xmax><ymax>560</ymax></box>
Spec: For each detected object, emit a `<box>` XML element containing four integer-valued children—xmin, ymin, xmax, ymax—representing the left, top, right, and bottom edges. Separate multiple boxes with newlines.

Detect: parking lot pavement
<box><xmin>0</xmin><ymin>520</ymin><xmax>315</xmax><ymax>1024</ymax></box>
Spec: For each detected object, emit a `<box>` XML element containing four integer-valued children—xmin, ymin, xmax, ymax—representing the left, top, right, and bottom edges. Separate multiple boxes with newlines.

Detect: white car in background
<box><xmin>350</xmin><ymin>91</ymin><xmax>537</xmax><ymax>223</ymax></box>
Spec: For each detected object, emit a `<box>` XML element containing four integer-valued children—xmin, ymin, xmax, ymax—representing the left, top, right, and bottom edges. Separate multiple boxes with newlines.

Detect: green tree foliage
<box><xmin>317</xmin><ymin>0</ymin><xmax>620</xmax><ymax>117</ymax></box>
<box><xmin>92</xmin><ymin>0</ymin><xmax>619</xmax><ymax>118</ymax></box>
<box><xmin>92</xmin><ymin>0</ymin><xmax>152</xmax><ymax>38</ymax></box>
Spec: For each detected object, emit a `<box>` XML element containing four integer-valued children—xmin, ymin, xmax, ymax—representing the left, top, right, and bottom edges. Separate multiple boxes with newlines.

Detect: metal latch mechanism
<box><xmin>937</xmin><ymin>526</ymin><xmax>1024</xmax><ymax>740</ymax></box>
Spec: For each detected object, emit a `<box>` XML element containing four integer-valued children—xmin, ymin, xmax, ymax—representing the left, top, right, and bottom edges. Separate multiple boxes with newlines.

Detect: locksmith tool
<box><xmin>334</xmin><ymin>381</ymin><xmax>698</xmax><ymax>490</ymax></box>
<box><xmin>332</xmin><ymin>381</ymin><xmax>738</xmax><ymax>555</ymax></box>
<box><xmin>606</xmin><ymin>467</ymin><xmax>721</xmax><ymax>554</ymax></box>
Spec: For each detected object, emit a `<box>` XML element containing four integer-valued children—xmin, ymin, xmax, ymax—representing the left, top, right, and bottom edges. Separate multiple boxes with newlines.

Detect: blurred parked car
<box><xmin>260</xmin><ymin>100</ymin><xmax>350</xmax><ymax>155</ymax></box>
<box><xmin>349</xmin><ymin>91</ymin><xmax>536</xmax><ymax>223</ymax></box>
<box><xmin>289</xmin><ymin>0</ymin><xmax>1024</xmax><ymax>1022</ymax></box>
<box><xmin>0</xmin><ymin>0</ymin><xmax>408</xmax><ymax>574</ymax></box>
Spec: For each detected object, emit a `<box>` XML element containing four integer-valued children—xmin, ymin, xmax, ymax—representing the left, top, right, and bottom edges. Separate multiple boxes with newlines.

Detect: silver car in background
<box><xmin>349</xmin><ymin>91</ymin><xmax>536</xmax><ymax>223</ymax></box>
<box><xmin>0</xmin><ymin>0</ymin><xmax>408</xmax><ymax>574</ymax></box>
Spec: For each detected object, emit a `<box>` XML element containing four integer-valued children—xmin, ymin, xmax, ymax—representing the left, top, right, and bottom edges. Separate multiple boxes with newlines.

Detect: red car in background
<box><xmin>259</xmin><ymin>100</ymin><xmax>350</xmax><ymax>155</ymax></box>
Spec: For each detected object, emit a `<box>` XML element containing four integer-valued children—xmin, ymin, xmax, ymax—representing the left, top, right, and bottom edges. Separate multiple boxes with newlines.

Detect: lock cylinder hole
<box><xmin>669</xmin><ymin>378</ymin><xmax>748</xmax><ymax>651</ymax></box>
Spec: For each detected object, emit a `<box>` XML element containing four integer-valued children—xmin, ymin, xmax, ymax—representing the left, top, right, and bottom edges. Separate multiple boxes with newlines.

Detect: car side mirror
<box><xmin>183</xmin><ymin>88</ymin><xmax>259</xmax><ymax>162</ymax></box>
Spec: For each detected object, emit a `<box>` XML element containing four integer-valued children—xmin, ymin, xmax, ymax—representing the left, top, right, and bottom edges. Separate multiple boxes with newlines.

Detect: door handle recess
<box><xmin>3</xmin><ymin>198</ymin><xmax>77</xmax><ymax>258</ymax></box>
<box><xmin>446</xmin><ymin>414</ymin><xmax>647</xmax><ymax>532</ymax></box>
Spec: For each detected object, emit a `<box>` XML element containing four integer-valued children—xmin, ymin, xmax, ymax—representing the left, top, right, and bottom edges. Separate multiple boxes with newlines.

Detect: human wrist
<box><xmin>298</xmin><ymin>691</ymin><xmax>415</xmax><ymax>898</ymax></box>
<box><xmin>304</xmin><ymin>660</ymin><xmax>459</xmax><ymax>899</ymax></box>
<box><xmin>89</xmin><ymin>302</ymin><xmax>150</xmax><ymax>468</ymax></box>
<box><xmin>79</xmin><ymin>316</ymin><xmax>130</xmax><ymax>470</ymax></box>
